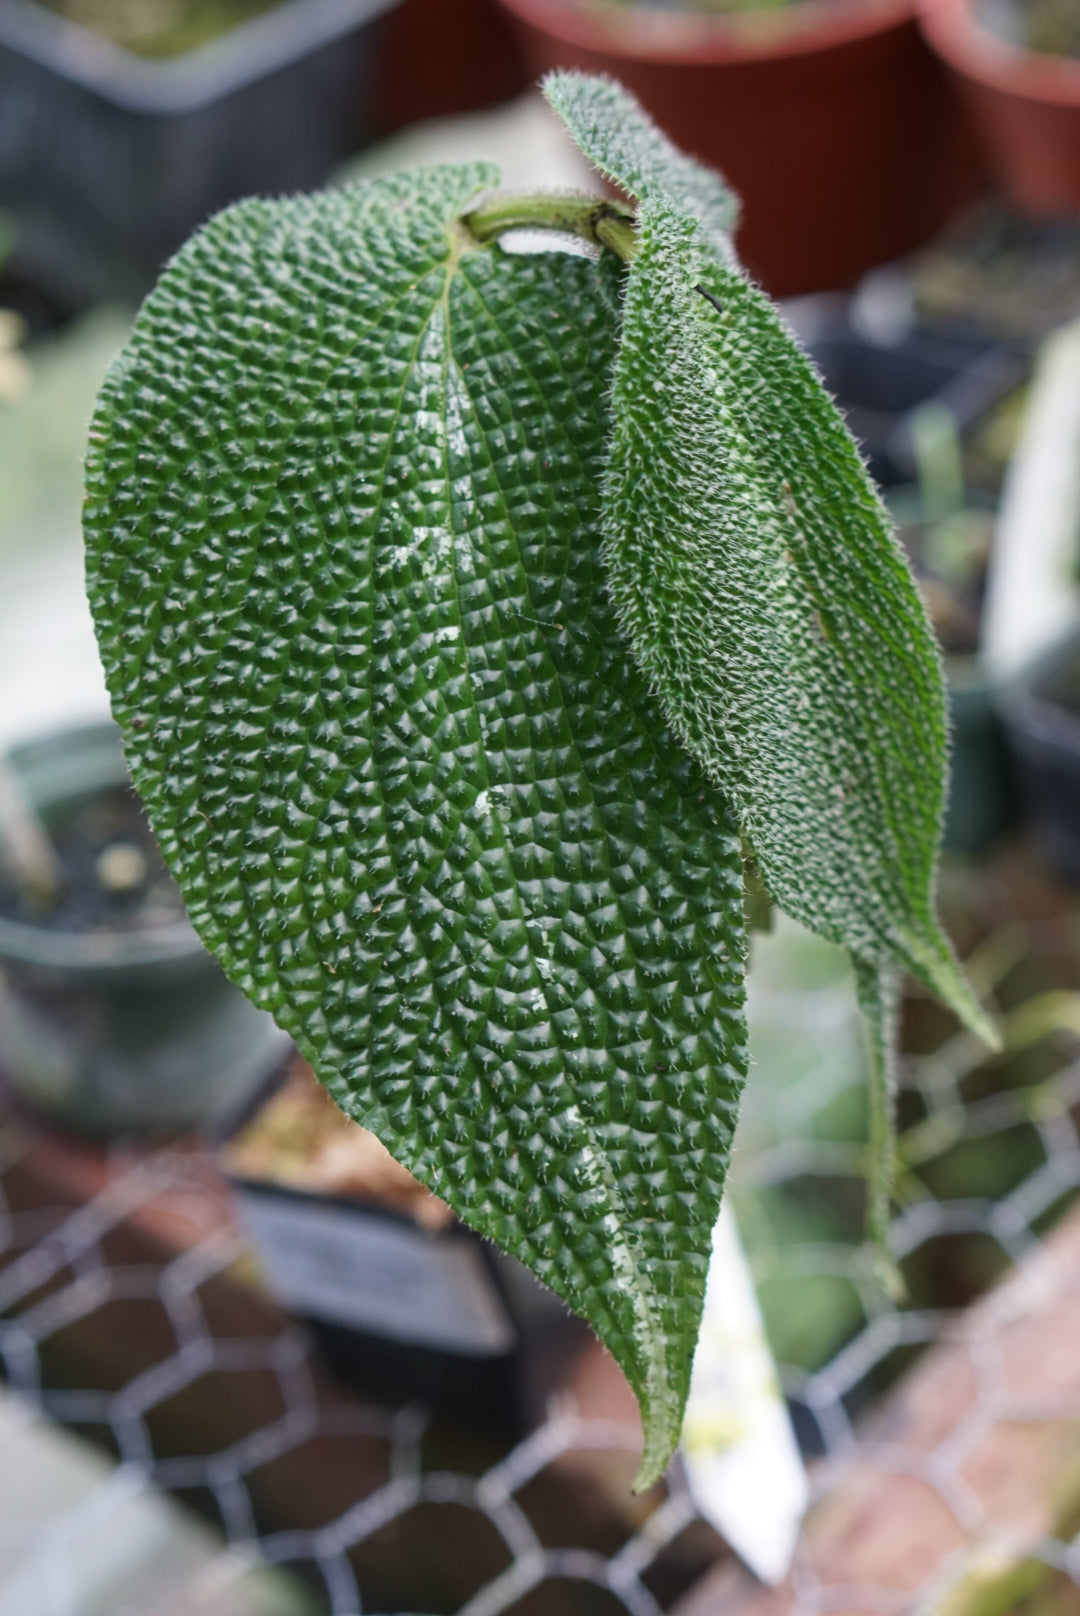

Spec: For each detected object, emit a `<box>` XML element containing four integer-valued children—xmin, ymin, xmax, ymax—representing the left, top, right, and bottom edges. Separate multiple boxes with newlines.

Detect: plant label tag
<box><xmin>236</xmin><ymin>1188</ymin><xmax>517</xmax><ymax>1356</ymax></box>
<box><xmin>680</xmin><ymin>1200</ymin><xmax>808</xmax><ymax>1585</ymax></box>
<box><xmin>983</xmin><ymin>315</ymin><xmax>1080</xmax><ymax>675</ymax></box>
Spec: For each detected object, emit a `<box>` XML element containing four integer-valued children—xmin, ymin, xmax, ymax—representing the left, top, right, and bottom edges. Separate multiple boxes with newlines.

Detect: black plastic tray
<box><xmin>0</xmin><ymin>0</ymin><xmax>401</xmax><ymax>306</ymax></box>
<box><xmin>805</xmin><ymin>319</ymin><xmax>1029</xmax><ymax>489</ymax></box>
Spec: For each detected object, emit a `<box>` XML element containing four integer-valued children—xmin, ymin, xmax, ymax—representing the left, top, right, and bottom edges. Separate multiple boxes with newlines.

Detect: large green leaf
<box><xmin>547</xmin><ymin>74</ymin><xmax>989</xmax><ymax>1036</ymax></box>
<box><xmin>546</xmin><ymin>73</ymin><xmax>994</xmax><ymax>1258</ymax></box>
<box><xmin>83</xmin><ymin>167</ymin><xmax>748</xmax><ymax>1488</ymax></box>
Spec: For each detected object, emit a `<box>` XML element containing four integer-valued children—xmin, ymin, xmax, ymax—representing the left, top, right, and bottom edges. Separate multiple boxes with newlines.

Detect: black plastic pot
<box><xmin>1000</xmin><ymin>630</ymin><xmax>1080</xmax><ymax>886</ymax></box>
<box><xmin>945</xmin><ymin>661</ymin><xmax>1016</xmax><ymax>855</ymax></box>
<box><xmin>0</xmin><ymin>722</ymin><xmax>287</xmax><ymax>1133</ymax></box>
<box><xmin>885</xmin><ymin>485</ymin><xmax>1016</xmax><ymax>855</ymax></box>
<box><xmin>0</xmin><ymin>0</ymin><xmax>401</xmax><ymax>307</ymax></box>
<box><xmin>806</xmin><ymin>316</ymin><xmax>1027</xmax><ymax>489</ymax></box>
<box><xmin>225</xmin><ymin>1058</ymin><xmax>588</xmax><ymax>1430</ymax></box>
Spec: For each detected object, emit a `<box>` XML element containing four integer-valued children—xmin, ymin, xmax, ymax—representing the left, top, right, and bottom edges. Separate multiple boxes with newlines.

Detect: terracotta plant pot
<box><xmin>919</xmin><ymin>0</ymin><xmax>1080</xmax><ymax>213</ymax></box>
<box><xmin>494</xmin><ymin>0</ymin><xmax>977</xmax><ymax>296</ymax></box>
<box><xmin>376</xmin><ymin>0</ymin><xmax>529</xmax><ymax>131</ymax></box>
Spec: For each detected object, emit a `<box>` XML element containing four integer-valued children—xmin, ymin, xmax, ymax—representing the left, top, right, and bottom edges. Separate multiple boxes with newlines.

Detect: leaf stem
<box><xmin>460</xmin><ymin>193</ymin><xmax>638</xmax><ymax>264</ymax></box>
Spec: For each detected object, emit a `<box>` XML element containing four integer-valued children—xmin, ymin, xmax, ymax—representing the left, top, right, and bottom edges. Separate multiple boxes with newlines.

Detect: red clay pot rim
<box><xmin>919</xmin><ymin>0</ymin><xmax>1080</xmax><ymax>104</ymax></box>
<box><xmin>496</xmin><ymin>0</ymin><xmax>917</xmax><ymax>66</ymax></box>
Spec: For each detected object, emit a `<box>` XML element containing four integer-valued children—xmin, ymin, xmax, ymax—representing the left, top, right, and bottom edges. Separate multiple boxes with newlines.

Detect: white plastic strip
<box><xmin>982</xmin><ymin>316</ymin><xmax>1080</xmax><ymax>678</ymax></box>
<box><xmin>680</xmin><ymin>1200</ymin><xmax>808</xmax><ymax>1584</ymax></box>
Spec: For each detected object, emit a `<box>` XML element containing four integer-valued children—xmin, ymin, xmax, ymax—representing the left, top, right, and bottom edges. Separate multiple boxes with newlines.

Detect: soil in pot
<box><xmin>912</xmin><ymin>206</ymin><xmax>1080</xmax><ymax>342</ymax></box>
<box><xmin>979</xmin><ymin>0</ymin><xmax>1080</xmax><ymax>57</ymax></box>
<box><xmin>0</xmin><ymin>783</ymin><xmax>184</xmax><ymax>934</ymax></box>
<box><xmin>225</xmin><ymin>1054</ymin><xmax>454</xmax><ymax>1231</ymax></box>
<box><xmin>31</xmin><ymin>0</ymin><xmax>283</xmax><ymax>56</ymax></box>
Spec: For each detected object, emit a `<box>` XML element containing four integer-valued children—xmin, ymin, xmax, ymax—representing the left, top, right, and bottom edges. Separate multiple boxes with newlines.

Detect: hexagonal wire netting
<box><xmin>3</xmin><ymin>851</ymin><xmax>1080</xmax><ymax>1615</ymax></box>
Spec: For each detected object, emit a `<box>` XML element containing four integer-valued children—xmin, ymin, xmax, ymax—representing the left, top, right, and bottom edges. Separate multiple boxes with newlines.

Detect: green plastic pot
<box><xmin>0</xmin><ymin>722</ymin><xmax>286</xmax><ymax>1134</ymax></box>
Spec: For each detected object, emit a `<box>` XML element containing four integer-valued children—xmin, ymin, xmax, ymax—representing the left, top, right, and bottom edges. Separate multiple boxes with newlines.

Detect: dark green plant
<box><xmin>82</xmin><ymin>72</ymin><xmax>995</xmax><ymax>1489</ymax></box>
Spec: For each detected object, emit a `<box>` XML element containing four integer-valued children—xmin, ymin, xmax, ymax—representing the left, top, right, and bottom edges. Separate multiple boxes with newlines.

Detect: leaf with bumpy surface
<box><xmin>547</xmin><ymin>73</ymin><xmax>991</xmax><ymax>1042</ymax></box>
<box><xmin>83</xmin><ymin>166</ymin><xmax>749</xmax><ymax>1489</ymax></box>
<box><xmin>546</xmin><ymin>73</ymin><xmax>994</xmax><ymax>1250</ymax></box>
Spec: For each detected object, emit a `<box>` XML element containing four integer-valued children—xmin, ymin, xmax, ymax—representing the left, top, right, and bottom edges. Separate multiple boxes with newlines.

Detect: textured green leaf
<box><xmin>548</xmin><ymin>72</ymin><xmax>995</xmax><ymax>1260</ymax></box>
<box><xmin>547</xmin><ymin>75</ymin><xmax>994</xmax><ymax>1053</ymax></box>
<box><xmin>543</xmin><ymin>71</ymin><xmax>739</xmax><ymax>251</ymax></box>
<box><xmin>83</xmin><ymin>167</ymin><xmax>749</xmax><ymax>1488</ymax></box>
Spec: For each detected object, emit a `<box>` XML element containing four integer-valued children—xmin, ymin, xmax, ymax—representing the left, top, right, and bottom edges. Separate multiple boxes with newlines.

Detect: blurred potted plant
<box><xmin>0</xmin><ymin>0</ymin><xmax>402</xmax><ymax>307</ymax></box>
<box><xmin>491</xmin><ymin>0</ymin><xmax>977</xmax><ymax>295</ymax></box>
<box><xmin>0</xmin><ymin>722</ymin><xmax>284</xmax><ymax>1133</ymax></box>
<box><xmin>919</xmin><ymin>0</ymin><xmax>1080</xmax><ymax>214</ymax></box>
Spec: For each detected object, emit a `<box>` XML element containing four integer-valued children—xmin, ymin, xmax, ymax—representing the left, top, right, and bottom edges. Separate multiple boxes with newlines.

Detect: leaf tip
<box><xmin>870</xmin><ymin>1241</ymin><xmax>907</xmax><ymax>1305</ymax></box>
<box><xmin>978</xmin><ymin>1014</ymin><xmax>1005</xmax><ymax>1056</ymax></box>
<box><xmin>632</xmin><ymin>1409</ymin><xmax>677</xmax><ymax>1494</ymax></box>
<box><xmin>908</xmin><ymin>934</ymin><xmax>1002</xmax><ymax>1054</ymax></box>
<box><xmin>933</xmin><ymin>960</ymin><xmax>1002</xmax><ymax>1053</ymax></box>
<box><xmin>627</xmin><ymin>1340</ymin><xmax>687</xmax><ymax>1493</ymax></box>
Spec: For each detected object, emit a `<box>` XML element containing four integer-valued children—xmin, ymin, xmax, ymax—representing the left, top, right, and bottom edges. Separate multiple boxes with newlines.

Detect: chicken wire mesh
<box><xmin>2</xmin><ymin>850</ymin><xmax>1080</xmax><ymax>1616</ymax></box>
<box><xmin>730</xmin><ymin>855</ymin><xmax>1080</xmax><ymax>1461</ymax></box>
